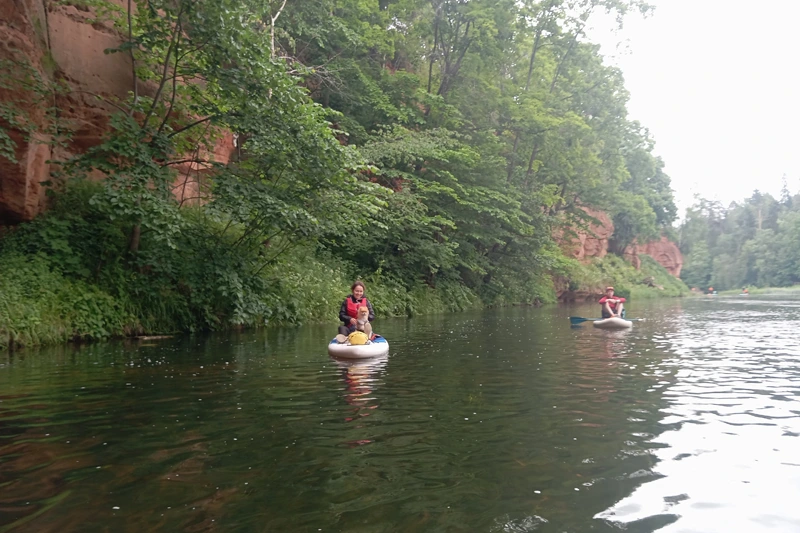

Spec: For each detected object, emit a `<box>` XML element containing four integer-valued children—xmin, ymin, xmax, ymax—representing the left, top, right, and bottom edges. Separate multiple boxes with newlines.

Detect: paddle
<box><xmin>569</xmin><ymin>316</ymin><xmax>644</xmax><ymax>325</ymax></box>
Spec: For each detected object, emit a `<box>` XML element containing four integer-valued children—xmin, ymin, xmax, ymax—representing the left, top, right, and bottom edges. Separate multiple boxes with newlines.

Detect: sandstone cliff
<box><xmin>626</xmin><ymin>236</ymin><xmax>683</xmax><ymax>277</ymax></box>
<box><xmin>0</xmin><ymin>0</ymin><xmax>233</xmax><ymax>224</ymax></box>
<box><xmin>0</xmin><ymin>0</ymin><xmax>52</xmax><ymax>223</ymax></box>
<box><xmin>558</xmin><ymin>208</ymin><xmax>613</xmax><ymax>262</ymax></box>
<box><xmin>559</xmin><ymin>207</ymin><xmax>683</xmax><ymax>278</ymax></box>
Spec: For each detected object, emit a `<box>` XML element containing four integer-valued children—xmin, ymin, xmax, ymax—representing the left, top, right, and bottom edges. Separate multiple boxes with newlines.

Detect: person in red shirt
<box><xmin>598</xmin><ymin>286</ymin><xmax>625</xmax><ymax>318</ymax></box>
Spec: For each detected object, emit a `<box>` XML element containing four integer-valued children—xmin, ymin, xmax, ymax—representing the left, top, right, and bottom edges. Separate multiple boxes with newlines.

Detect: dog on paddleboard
<box><xmin>355</xmin><ymin>306</ymin><xmax>372</xmax><ymax>338</ymax></box>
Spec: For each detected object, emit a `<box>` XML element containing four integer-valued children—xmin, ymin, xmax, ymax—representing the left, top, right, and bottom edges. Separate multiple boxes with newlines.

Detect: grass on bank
<box><xmin>562</xmin><ymin>253</ymin><xmax>689</xmax><ymax>301</ymax></box>
<box><xmin>0</xmin><ymin>244</ymin><xmax>688</xmax><ymax>353</ymax></box>
<box><xmin>1</xmin><ymin>247</ymin><xmax>686</xmax><ymax>352</ymax></box>
<box><xmin>0</xmin><ymin>244</ymin><xmax>476</xmax><ymax>352</ymax></box>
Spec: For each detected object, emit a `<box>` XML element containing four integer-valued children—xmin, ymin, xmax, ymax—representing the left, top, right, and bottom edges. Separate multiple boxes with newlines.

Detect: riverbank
<box><xmin>0</xmin><ymin>215</ymin><xmax>687</xmax><ymax>352</ymax></box>
<box><xmin>559</xmin><ymin>253</ymin><xmax>688</xmax><ymax>302</ymax></box>
<box><xmin>715</xmin><ymin>286</ymin><xmax>800</xmax><ymax>296</ymax></box>
<box><xmin>0</xmin><ymin>182</ymin><xmax>688</xmax><ymax>352</ymax></box>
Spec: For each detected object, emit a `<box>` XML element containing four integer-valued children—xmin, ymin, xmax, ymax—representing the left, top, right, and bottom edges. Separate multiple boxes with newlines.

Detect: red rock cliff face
<box><xmin>0</xmin><ymin>0</ymin><xmax>233</xmax><ymax>224</ymax></box>
<box><xmin>559</xmin><ymin>207</ymin><xmax>683</xmax><ymax>277</ymax></box>
<box><xmin>559</xmin><ymin>208</ymin><xmax>614</xmax><ymax>261</ymax></box>
<box><xmin>627</xmin><ymin>236</ymin><xmax>683</xmax><ymax>277</ymax></box>
<box><xmin>0</xmin><ymin>0</ymin><xmax>51</xmax><ymax>223</ymax></box>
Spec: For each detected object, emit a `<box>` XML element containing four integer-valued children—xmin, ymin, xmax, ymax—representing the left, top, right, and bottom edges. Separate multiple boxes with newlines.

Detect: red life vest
<box><xmin>346</xmin><ymin>297</ymin><xmax>370</xmax><ymax>320</ymax></box>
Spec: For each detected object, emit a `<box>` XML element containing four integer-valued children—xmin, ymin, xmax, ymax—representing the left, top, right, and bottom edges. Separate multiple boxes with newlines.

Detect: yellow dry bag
<box><xmin>348</xmin><ymin>331</ymin><xmax>369</xmax><ymax>345</ymax></box>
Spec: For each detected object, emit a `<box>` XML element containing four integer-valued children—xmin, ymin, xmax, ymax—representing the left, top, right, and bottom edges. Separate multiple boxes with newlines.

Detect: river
<box><xmin>1</xmin><ymin>294</ymin><xmax>800</xmax><ymax>532</ymax></box>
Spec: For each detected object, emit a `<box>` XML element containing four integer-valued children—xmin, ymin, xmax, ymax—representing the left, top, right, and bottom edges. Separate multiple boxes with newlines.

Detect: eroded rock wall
<box><xmin>632</xmin><ymin>236</ymin><xmax>683</xmax><ymax>277</ymax></box>
<box><xmin>0</xmin><ymin>0</ymin><xmax>51</xmax><ymax>223</ymax></box>
<box><xmin>559</xmin><ymin>208</ymin><xmax>614</xmax><ymax>261</ymax></box>
<box><xmin>49</xmin><ymin>0</ymin><xmax>133</xmax><ymax>156</ymax></box>
<box><xmin>558</xmin><ymin>207</ymin><xmax>683</xmax><ymax>277</ymax></box>
<box><xmin>0</xmin><ymin>0</ymin><xmax>233</xmax><ymax>224</ymax></box>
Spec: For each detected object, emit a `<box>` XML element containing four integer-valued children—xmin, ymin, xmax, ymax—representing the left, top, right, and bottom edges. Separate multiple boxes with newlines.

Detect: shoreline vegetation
<box><xmin>0</xmin><ymin>245</ymin><xmax>685</xmax><ymax>353</ymax></box>
<box><xmin>0</xmin><ymin>192</ymin><xmax>687</xmax><ymax>352</ymax></box>
<box><xmin>2</xmin><ymin>0</ymin><xmax>689</xmax><ymax>352</ymax></box>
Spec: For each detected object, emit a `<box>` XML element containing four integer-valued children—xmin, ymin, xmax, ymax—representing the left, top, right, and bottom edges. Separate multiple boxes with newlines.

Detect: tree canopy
<box><xmin>271</xmin><ymin>0</ymin><xmax>676</xmax><ymax>298</ymax></box>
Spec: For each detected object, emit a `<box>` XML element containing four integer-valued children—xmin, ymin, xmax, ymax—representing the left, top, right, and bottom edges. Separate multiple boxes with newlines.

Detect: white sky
<box><xmin>586</xmin><ymin>0</ymin><xmax>800</xmax><ymax>218</ymax></box>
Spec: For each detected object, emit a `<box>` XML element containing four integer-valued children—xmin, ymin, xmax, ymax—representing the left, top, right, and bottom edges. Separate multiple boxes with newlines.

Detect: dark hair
<box><xmin>351</xmin><ymin>280</ymin><xmax>366</xmax><ymax>292</ymax></box>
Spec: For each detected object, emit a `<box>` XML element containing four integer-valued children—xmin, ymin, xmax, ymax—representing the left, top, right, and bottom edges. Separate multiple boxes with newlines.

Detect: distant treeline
<box><xmin>680</xmin><ymin>189</ymin><xmax>800</xmax><ymax>290</ymax></box>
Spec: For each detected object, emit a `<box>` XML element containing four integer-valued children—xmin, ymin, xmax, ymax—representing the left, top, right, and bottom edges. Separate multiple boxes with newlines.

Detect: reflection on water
<box><xmin>0</xmin><ymin>295</ymin><xmax>799</xmax><ymax>531</ymax></box>
<box><xmin>334</xmin><ymin>355</ymin><xmax>387</xmax><ymax>445</ymax></box>
<box><xmin>596</xmin><ymin>294</ymin><xmax>800</xmax><ymax>532</ymax></box>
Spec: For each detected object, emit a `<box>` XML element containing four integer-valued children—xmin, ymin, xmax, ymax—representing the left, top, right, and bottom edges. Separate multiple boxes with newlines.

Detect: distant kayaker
<box><xmin>599</xmin><ymin>286</ymin><xmax>625</xmax><ymax>318</ymax></box>
<box><xmin>337</xmin><ymin>281</ymin><xmax>375</xmax><ymax>340</ymax></box>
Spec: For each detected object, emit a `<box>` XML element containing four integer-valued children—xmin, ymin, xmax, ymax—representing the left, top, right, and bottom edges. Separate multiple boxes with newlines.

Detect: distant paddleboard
<box><xmin>592</xmin><ymin>317</ymin><xmax>633</xmax><ymax>329</ymax></box>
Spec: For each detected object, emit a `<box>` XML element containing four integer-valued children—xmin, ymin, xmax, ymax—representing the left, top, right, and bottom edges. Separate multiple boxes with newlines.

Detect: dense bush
<box><xmin>0</xmin><ymin>183</ymin><xmax>489</xmax><ymax>350</ymax></box>
<box><xmin>0</xmin><ymin>252</ymin><xmax>129</xmax><ymax>351</ymax></box>
<box><xmin>0</xmin><ymin>195</ymin><xmax>687</xmax><ymax>351</ymax></box>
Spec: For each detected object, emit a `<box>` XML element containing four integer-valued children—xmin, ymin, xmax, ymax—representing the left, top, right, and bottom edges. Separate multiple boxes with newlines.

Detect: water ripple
<box><xmin>598</xmin><ymin>296</ymin><xmax>800</xmax><ymax>532</ymax></box>
<box><xmin>3</xmin><ymin>299</ymin><xmax>800</xmax><ymax>531</ymax></box>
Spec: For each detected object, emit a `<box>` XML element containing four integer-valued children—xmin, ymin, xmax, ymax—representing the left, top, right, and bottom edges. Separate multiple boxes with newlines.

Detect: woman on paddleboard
<box><xmin>337</xmin><ymin>281</ymin><xmax>375</xmax><ymax>337</ymax></box>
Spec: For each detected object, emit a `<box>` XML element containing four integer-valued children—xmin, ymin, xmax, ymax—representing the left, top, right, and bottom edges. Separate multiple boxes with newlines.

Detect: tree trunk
<box><xmin>550</xmin><ymin>28</ymin><xmax>580</xmax><ymax>94</ymax></box>
<box><xmin>524</xmin><ymin>143</ymin><xmax>540</xmax><ymax>182</ymax></box>
<box><xmin>128</xmin><ymin>223</ymin><xmax>141</xmax><ymax>254</ymax></box>
<box><xmin>427</xmin><ymin>6</ymin><xmax>441</xmax><ymax>95</ymax></box>
<box><xmin>506</xmin><ymin>4</ymin><xmax>552</xmax><ymax>182</ymax></box>
<box><xmin>506</xmin><ymin>132</ymin><xmax>520</xmax><ymax>182</ymax></box>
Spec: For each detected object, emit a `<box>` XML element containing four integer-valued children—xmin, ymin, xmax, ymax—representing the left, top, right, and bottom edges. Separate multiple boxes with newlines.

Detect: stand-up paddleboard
<box><xmin>591</xmin><ymin>317</ymin><xmax>633</xmax><ymax>329</ymax></box>
<box><xmin>570</xmin><ymin>316</ymin><xmax>639</xmax><ymax>328</ymax></box>
<box><xmin>327</xmin><ymin>336</ymin><xmax>389</xmax><ymax>358</ymax></box>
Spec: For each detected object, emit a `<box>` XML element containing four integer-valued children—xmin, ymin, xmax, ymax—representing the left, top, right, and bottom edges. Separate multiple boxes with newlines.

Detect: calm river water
<box><xmin>2</xmin><ymin>294</ymin><xmax>800</xmax><ymax>532</ymax></box>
